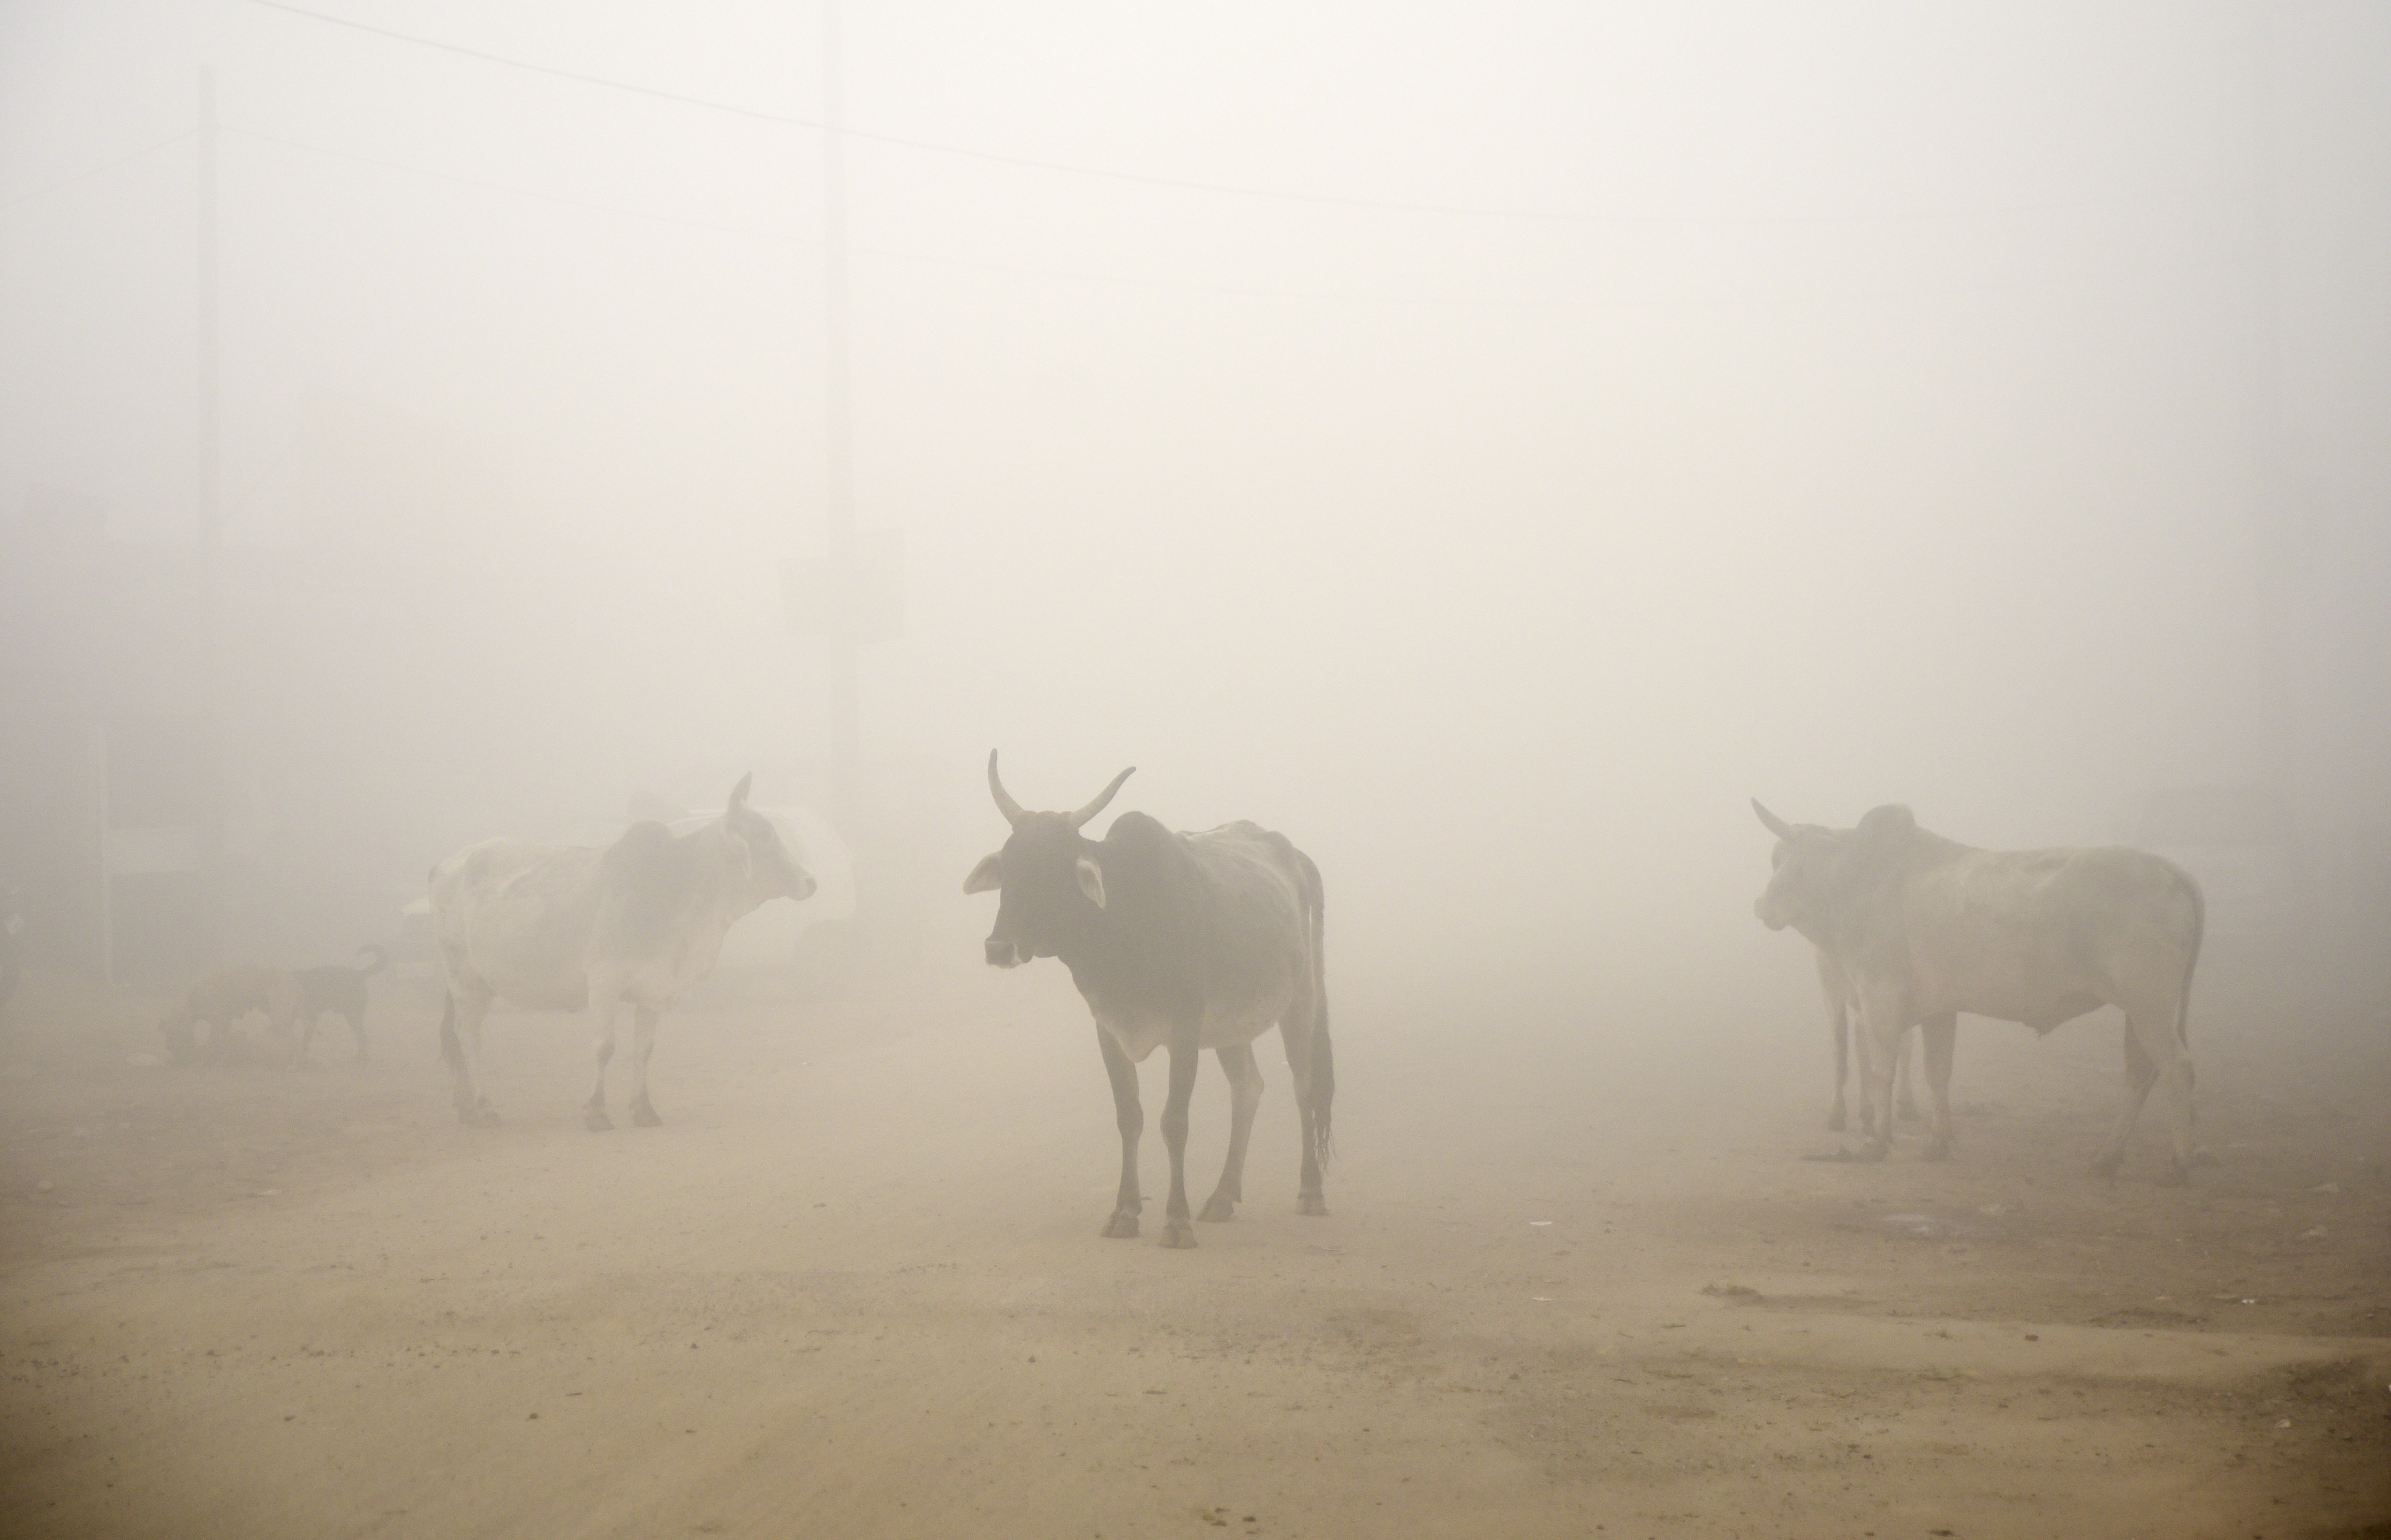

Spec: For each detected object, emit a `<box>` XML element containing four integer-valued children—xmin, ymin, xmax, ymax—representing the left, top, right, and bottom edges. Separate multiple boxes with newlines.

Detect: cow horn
<box><xmin>1752</xmin><ymin>799</ymin><xmax>1794</xmax><ymax>840</ymax></box>
<box><xmin>1069</xmin><ymin>766</ymin><xmax>1135</xmax><ymax>829</ymax></box>
<box><xmin>987</xmin><ymin>750</ymin><xmax>1025</xmax><ymax>826</ymax></box>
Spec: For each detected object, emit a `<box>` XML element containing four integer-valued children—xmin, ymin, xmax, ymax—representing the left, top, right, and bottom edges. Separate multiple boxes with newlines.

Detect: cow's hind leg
<box><xmin>628</xmin><ymin>1004</ymin><xmax>662</xmax><ymax>1126</ymax></box>
<box><xmin>1920</xmin><ymin>1012</ymin><xmax>1958</xmax><ymax>1160</ymax></box>
<box><xmin>1199</xmin><ymin>1042</ymin><xmax>1264</xmax><ymax>1222</ymax></box>
<box><xmin>584</xmin><ymin>986</ymin><xmax>621</xmax><ymax>1132</ymax></box>
<box><xmin>442</xmin><ymin>991</ymin><xmax>500</xmax><ymax>1126</ymax></box>
<box><xmin>1828</xmin><ymin>993</ymin><xmax>1850</xmax><ymax>1133</ymax></box>
<box><xmin>1895</xmin><ymin>1027</ymin><xmax>1922</xmax><ymax>1122</ymax></box>
<box><xmin>1157</xmin><ymin>1035</ymin><xmax>1201</xmax><ymax>1249</ymax></box>
<box><xmin>1096</xmin><ymin>1025</ymin><xmax>1143</xmax><ymax>1238</ymax></box>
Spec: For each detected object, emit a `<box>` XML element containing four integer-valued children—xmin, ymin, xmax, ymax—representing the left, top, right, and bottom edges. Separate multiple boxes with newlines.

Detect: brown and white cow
<box><xmin>1753</xmin><ymin>802</ymin><xmax>2205</xmax><ymax>1181</ymax></box>
<box><xmin>429</xmin><ymin>775</ymin><xmax>814</xmax><ymax>1128</ymax></box>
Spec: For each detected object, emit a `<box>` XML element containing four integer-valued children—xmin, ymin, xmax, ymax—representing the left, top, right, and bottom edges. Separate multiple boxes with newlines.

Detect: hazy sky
<box><xmin>4</xmin><ymin>2</ymin><xmax>2387</xmax><ymax>1013</ymax></box>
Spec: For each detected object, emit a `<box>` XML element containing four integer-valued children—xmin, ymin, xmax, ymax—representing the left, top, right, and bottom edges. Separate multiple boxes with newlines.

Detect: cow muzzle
<box><xmin>1754</xmin><ymin>896</ymin><xmax>1789</xmax><ymax>931</ymax></box>
<box><xmin>984</xmin><ymin>936</ymin><xmax>1025</xmax><ymax>968</ymax></box>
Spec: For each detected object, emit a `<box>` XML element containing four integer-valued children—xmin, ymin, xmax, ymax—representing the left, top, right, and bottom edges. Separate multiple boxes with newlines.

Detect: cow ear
<box><xmin>1075</xmin><ymin>855</ymin><xmax>1106</xmax><ymax>909</ymax></box>
<box><xmin>1752</xmin><ymin>800</ymin><xmax>1794</xmax><ymax>840</ymax></box>
<box><xmin>726</xmin><ymin>772</ymin><xmax>754</xmax><ymax>813</ymax></box>
<box><xmin>962</xmin><ymin>853</ymin><xmax>1004</xmax><ymax>895</ymax></box>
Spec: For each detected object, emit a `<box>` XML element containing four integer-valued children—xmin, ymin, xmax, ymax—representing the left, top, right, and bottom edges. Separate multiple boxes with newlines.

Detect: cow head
<box><xmin>963</xmin><ymin>751</ymin><xmax>1134</xmax><ymax>968</ymax></box>
<box><xmin>719</xmin><ymin>773</ymin><xmax>817</xmax><ymax>903</ymax></box>
<box><xmin>1752</xmin><ymin>800</ymin><xmax>1915</xmax><ymax>936</ymax></box>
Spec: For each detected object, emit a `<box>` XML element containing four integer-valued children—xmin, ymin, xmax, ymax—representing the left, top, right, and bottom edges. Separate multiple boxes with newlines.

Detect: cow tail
<box><xmin>1303</xmin><ymin>851</ymin><xmax>1334</xmax><ymax>1170</ymax></box>
<box><xmin>356</xmin><ymin>943</ymin><xmax>388</xmax><ymax>978</ymax></box>
<box><xmin>2176</xmin><ymin>872</ymin><xmax>2204</xmax><ymax>1056</ymax></box>
<box><xmin>438</xmin><ymin>991</ymin><xmax>463</xmax><ymax>1073</ymax></box>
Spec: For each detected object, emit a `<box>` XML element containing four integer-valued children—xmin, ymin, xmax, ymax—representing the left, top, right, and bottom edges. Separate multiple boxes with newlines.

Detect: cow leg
<box><xmin>1199</xmin><ymin>1042</ymin><xmax>1264</xmax><ymax>1222</ymax></box>
<box><xmin>1279</xmin><ymin>995</ymin><xmax>1331</xmax><ymax>1216</ymax></box>
<box><xmin>1096</xmin><ymin>1024</ymin><xmax>1143</xmax><ymax>1238</ymax></box>
<box><xmin>1855</xmin><ymin>992</ymin><xmax>1904</xmax><ymax>1161</ymax></box>
<box><xmin>2090</xmin><ymin>1026</ymin><xmax>2158</xmax><ymax>1178</ymax></box>
<box><xmin>1157</xmin><ymin>1035</ymin><xmax>1201</xmax><ymax>1249</ymax></box>
<box><xmin>1895</xmin><ymin>1028</ymin><xmax>1922</xmax><ymax>1122</ymax></box>
<box><xmin>628</xmin><ymin>1004</ymin><xmax>662</xmax><ymax>1126</ymax></box>
<box><xmin>2096</xmin><ymin>1004</ymin><xmax>2196</xmax><ymax>1183</ymax></box>
<box><xmin>1827</xmin><ymin>990</ymin><xmax>1850</xmax><ymax>1133</ymax></box>
<box><xmin>584</xmin><ymin>986</ymin><xmax>621</xmax><ymax>1132</ymax></box>
<box><xmin>441</xmin><ymin>991</ymin><xmax>500</xmax><ymax>1125</ymax></box>
<box><xmin>294</xmin><ymin>1010</ymin><xmax>317</xmax><ymax>1067</ymax></box>
<box><xmin>1920</xmin><ymin>1012</ymin><xmax>1958</xmax><ymax>1160</ymax></box>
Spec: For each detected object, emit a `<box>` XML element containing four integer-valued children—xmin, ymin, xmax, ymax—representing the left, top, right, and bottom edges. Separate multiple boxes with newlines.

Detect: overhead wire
<box><xmin>225</xmin><ymin>124</ymin><xmax>776</xmax><ymax>238</ymax></box>
<box><xmin>0</xmin><ymin>131</ymin><xmax>196</xmax><ymax>214</ymax></box>
<box><xmin>242</xmin><ymin>0</ymin><xmax>2199</xmax><ymax>228</ymax></box>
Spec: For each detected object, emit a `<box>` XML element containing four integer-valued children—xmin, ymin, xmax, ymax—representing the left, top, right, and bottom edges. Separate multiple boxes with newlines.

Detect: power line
<box><xmin>0</xmin><ymin>131</ymin><xmax>194</xmax><ymax>214</ymax></box>
<box><xmin>226</xmin><ymin>124</ymin><xmax>775</xmax><ymax>238</ymax></box>
<box><xmin>246</xmin><ymin>0</ymin><xmax>2198</xmax><ymax>228</ymax></box>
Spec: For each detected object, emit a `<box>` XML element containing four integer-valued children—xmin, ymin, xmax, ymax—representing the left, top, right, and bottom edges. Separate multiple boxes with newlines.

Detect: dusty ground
<box><xmin>1</xmin><ymin>947</ymin><xmax>2387</xmax><ymax>1540</ymax></box>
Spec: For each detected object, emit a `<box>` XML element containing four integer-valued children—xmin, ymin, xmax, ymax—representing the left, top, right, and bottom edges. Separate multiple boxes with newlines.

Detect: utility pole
<box><xmin>820</xmin><ymin>0</ymin><xmax>860</xmax><ymax>846</ymax></box>
<box><xmin>195</xmin><ymin>65</ymin><xmax>225</xmax><ymax>965</ymax></box>
<box><xmin>2242</xmin><ymin>3</ymin><xmax>2296</xmax><ymax>791</ymax></box>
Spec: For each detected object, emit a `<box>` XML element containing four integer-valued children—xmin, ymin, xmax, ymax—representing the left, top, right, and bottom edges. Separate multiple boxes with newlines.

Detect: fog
<box><xmin>9</xmin><ymin>1</ymin><xmax>2390</xmax><ymax>1028</ymax></box>
<box><xmin>6</xmin><ymin>6</ymin><xmax>2391</xmax><ymax>1532</ymax></box>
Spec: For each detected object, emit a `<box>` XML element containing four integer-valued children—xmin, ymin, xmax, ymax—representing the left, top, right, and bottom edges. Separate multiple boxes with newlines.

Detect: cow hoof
<box><xmin>1158</xmin><ymin>1220</ymin><xmax>1197</xmax><ymax>1250</ymax></box>
<box><xmin>1102</xmin><ymin>1213</ymin><xmax>1140</xmax><ymax>1239</ymax></box>
<box><xmin>1298</xmin><ymin>1193</ymin><xmax>1329</xmax><ymax>1216</ymax></box>
<box><xmin>585</xmin><ymin>1109</ymin><xmax>613</xmax><ymax>1132</ymax></box>
<box><xmin>631</xmin><ymin>1100</ymin><xmax>662</xmax><ymax>1128</ymax></box>
<box><xmin>1198</xmin><ymin>1197</ymin><xmax>1235</xmax><ymax>1223</ymax></box>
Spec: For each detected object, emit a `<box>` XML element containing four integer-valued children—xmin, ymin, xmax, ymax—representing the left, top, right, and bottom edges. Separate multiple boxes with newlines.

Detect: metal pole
<box><xmin>2244</xmin><ymin>3</ymin><xmax>2292</xmax><ymax>789</ymax></box>
<box><xmin>197</xmin><ymin>65</ymin><xmax>225</xmax><ymax>964</ymax></box>
<box><xmin>822</xmin><ymin>2</ymin><xmax>860</xmax><ymax>855</ymax></box>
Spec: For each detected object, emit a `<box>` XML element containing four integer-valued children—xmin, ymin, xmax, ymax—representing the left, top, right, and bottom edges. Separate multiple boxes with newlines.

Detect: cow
<box><xmin>964</xmin><ymin>752</ymin><xmax>1332</xmax><ymax>1249</ymax></box>
<box><xmin>429</xmin><ymin>774</ymin><xmax>815</xmax><ymax>1129</ymax></box>
<box><xmin>1752</xmin><ymin>801</ymin><xmax>2205</xmax><ymax>1181</ymax></box>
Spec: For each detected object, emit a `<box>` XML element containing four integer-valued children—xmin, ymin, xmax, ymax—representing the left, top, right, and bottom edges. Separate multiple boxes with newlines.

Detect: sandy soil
<box><xmin>1</xmin><ymin>949</ymin><xmax>2387</xmax><ymax>1540</ymax></box>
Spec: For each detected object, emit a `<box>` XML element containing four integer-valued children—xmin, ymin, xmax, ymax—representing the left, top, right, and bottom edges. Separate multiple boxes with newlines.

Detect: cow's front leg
<box><xmin>1855</xmin><ymin>991</ymin><xmax>1905</xmax><ymax>1161</ymax></box>
<box><xmin>1919</xmin><ymin>1012</ymin><xmax>1958</xmax><ymax>1160</ymax></box>
<box><xmin>627</xmin><ymin>1003</ymin><xmax>662</xmax><ymax>1126</ymax></box>
<box><xmin>1095</xmin><ymin>1024</ymin><xmax>1143</xmax><ymax>1238</ymax></box>
<box><xmin>1199</xmin><ymin>1042</ymin><xmax>1263</xmax><ymax>1222</ymax></box>
<box><xmin>1157</xmin><ymin>1032</ymin><xmax>1201</xmax><ymax>1249</ymax></box>
<box><xmin>584</xmin><ymin>984</ymin><xmax>621</xmax><ymax>1132</ymax></box>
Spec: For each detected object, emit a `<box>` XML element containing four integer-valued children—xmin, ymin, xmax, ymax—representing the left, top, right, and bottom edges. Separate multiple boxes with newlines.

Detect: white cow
<box><xmin>1753</xmin><ymin>802</ymin><xmax>2205</xmax><ymax>1182</ymax></box>
<box><xmin>429</xmin><ymin>775</ymin><xmax>815</xmax><ymax>1129</ymax></box>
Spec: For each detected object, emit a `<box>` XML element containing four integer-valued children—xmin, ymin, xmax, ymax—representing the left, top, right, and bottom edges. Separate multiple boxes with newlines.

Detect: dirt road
<box><xmin>2</xmin><ymin>959</ymin><xmax>2387</xmax><ymax>1539</ymax></box>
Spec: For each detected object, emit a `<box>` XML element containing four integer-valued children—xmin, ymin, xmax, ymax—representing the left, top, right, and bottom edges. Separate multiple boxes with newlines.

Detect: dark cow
<box><xmin>430</xmin><ymin>775</ymin><xmax>815</xmax><ymax>1128</ymax></box>
<box><xmin>964</xmin><ymin>753</ymin><xmax>1332</xmax><ymax>1248</ymax></box>
<box><xmin>1753</xmin><ymin>801</ymin><xmax>2205</xmax><ymax>1181</ymax></box>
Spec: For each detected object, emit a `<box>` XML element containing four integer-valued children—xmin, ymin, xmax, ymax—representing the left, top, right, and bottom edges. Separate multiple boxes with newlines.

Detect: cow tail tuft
<box><xmin>438</xmin><ymin>991</ymin><xmax>463</xmax><ymax>1073</ymax></box>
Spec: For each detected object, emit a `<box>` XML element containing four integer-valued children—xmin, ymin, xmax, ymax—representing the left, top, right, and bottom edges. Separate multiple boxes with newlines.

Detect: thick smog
<box><xmin>2</xmin><ymin>3</ymin><xmax>2387</xmax><ymax>1536</ymax></box>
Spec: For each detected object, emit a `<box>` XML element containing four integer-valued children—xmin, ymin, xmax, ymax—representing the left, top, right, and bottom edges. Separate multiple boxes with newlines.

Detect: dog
<box><xmin>290</xmin><ymin>944</ymin><xmax>385</xmax><ymax>1063</ymax></box>
<box><xmin>161</xmin><ymin>966</ymin><xmax>303</xmax><ymax>1064</ymax></box>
